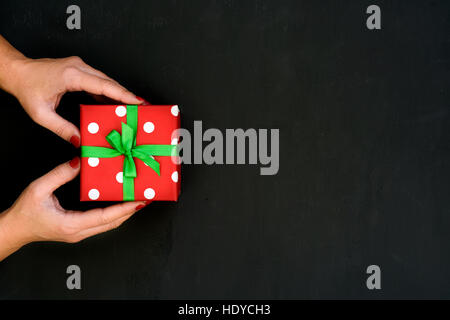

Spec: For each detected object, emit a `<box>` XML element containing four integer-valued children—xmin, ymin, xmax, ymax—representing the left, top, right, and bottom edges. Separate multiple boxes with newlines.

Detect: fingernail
<box><xmin>136</xmin><ymin>201</ymin><xmax>151</xmax><ymax>211</ymax></box>
<box><xmin>136</xmin><ymin>96</ymin><xmax>144</xmax><ymax>101</ymax></box>
<box><xmin>69</xmin><ymin>157</ymin><xmax>80</xmax><ymax>168</ymax></box>
<box><xmin>70</xmin><ymin>135</ymin><xmax>80</xmax><ymax>148</ymax></box>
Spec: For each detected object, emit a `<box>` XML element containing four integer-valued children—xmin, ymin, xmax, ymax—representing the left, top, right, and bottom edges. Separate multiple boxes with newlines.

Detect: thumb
<box><xmin>38</xmin><ymin>111</ymin><xmax>81</xmax><ymax>147</ymax></box>
<box><xmin>35</xmin><ymin>157</ymin><xmax>80</xmax><ymax>194</ymax></box>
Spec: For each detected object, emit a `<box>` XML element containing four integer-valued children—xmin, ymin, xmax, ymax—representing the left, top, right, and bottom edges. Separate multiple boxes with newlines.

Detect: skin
<box><xmin>0</xmin><ymin>35</ymin><xmax>150</xmax><ymax>261</ymax></box>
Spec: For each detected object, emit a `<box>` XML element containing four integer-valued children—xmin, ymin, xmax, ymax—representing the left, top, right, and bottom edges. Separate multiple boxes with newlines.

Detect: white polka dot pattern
<box><xmin>88</xmin><ymin>157</ymin><xmax>99</xmax><ymax>167</ymax></box>
<box><xmin>144</xmin><ymin>188</ymin><xmax>155</xmax><ymax>199</ymax></box>
<box><xmin>88</xmin><ymin>189</ymin><xmax>100</xmax><ymax>200</ymax></box>
<box><xmin>143</xmin><ymin>122</ymin><xmax>155</xmax><ymax>133</ymax></box>
<box><xmin>171</xmin><ymin>171</ymin><xmax>179</xmax><ymax>183</ymax></box>
<box><xmin>115</xmin><ymin>106</ymin><xmax>127</xmax><ymax>117</ymax></box>
<box><xmin>116</xmin><ymin>172</ymin><xmax>123</xmax><ymax>183</ymax></box>
<box><xmin>171</xmin><ymin>105</ymin><xmax>179</xmax><ymax>116</ymax></box>
<box><xmin>88</xmin><ymin>122</ymin><xmax>99</xmax><ymax>134</ymax></box>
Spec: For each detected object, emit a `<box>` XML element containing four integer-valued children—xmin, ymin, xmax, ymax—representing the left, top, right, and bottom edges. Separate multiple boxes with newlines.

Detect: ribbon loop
<box><xmin>105</xmin><ymin>130</ymin><xmax>124</xmax><ymax>153</ymax></box>
<box><xmin>121</xmin><ymin>122</ymin><xmax>135</xmax><ymax>153</ymax></box>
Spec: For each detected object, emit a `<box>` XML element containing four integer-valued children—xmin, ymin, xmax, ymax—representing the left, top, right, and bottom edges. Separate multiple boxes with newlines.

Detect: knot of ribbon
<box><xmin>81</xmin><ymin>105</ymin><xmax>177</xmax><ymax>201</ymax></box>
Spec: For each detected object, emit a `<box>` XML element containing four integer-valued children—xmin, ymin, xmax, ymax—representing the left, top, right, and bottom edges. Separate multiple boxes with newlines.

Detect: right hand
<box><xmin>0</xmin><ymin>157</ymin><xmax>149</xmax><ymax>253</ymax></box>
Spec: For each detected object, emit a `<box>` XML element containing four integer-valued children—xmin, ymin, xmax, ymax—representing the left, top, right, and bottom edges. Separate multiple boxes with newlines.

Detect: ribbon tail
<box><xmin>124</xmin><ymin>154</ymin><xmax>137</xmax><ymax>178</ymax></box>
<box><xmin>123</xmin><ymin>176</ymin><xmax>135</xmax><ymax>201</ymax></box>
<box><xmin>133</xmin><ymin>149</ymin><xmax>161</xmax><ymax>176</ymax></box>
<box><xmin>144</xmin><ymin>157</ymin><xmax>160</xmax><ymax>176</ymax></box>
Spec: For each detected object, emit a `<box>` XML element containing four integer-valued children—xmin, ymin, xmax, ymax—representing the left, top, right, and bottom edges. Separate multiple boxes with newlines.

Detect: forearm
<box><xmin>0</xmin><ymin>208</ymin><xmax>29</xmax><ymax>261</ymax></box>
<box><xmin>0</xmin><ymin>35</ymin><xmax>28</xmax><ymax>95</ymax></box>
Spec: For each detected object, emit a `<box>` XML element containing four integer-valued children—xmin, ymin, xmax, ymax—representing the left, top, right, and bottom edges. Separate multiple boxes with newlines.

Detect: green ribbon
<box><xmin>81</xmin><ymin>105</ymin><xmax>177</xmax><ymax>201</ymax></box>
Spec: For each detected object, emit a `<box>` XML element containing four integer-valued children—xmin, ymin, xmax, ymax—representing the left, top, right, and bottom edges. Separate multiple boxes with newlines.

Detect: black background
<box><xmin>0</xmin><ymin>0</ymin><xmax>450</xmax><ymax>299</ymax></box>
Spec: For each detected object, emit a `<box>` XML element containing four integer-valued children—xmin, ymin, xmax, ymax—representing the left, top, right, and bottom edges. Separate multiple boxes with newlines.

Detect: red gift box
<box><xmin>80</xmin><ymin>104</ymin><xmax>181</xmax><ymax>201</ymax></box>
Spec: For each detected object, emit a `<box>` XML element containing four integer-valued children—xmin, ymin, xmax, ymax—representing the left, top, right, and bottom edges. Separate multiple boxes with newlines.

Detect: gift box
<box><xmin>80</xmin><ymin>104</ymin><xmax>181</xmax><ymax>201</ymax></box>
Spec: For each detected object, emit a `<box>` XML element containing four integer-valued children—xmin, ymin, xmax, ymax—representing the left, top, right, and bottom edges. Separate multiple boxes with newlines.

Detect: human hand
<box><xmin>0</xmin><ymin>157</ymin><xmax>150</xmax><ymax>261</ymax></box>
<box><xmin>6</xmin><ymin>55</ymin><xmax>143</xmax><ymax>147</ymax></box>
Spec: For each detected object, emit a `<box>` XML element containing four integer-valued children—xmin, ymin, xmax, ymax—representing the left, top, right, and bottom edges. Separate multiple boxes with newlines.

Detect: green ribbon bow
<box><xmin>81</xmin><ymin>105</ymin><xmax>177</xmax><ymax>201</ymax></box>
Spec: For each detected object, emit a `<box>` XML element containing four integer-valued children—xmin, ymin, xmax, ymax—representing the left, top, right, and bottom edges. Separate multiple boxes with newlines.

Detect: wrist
<box><xmin>0</xmin><ymin>55</ymin><xmax>30</xmax><ymax>97</ymax></box>
<box><xmin>0</xmin><ymin>207</ymin><xmax>33</xmax><ymax>252</ymax></box>
<box><xmin>0</xmin><ymin>35</ymin><xmax>30</xmax><ymax>96</ymax></box>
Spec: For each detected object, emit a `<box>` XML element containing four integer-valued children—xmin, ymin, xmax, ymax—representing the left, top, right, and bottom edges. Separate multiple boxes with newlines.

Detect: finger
<box><xmin>75</xmin><ymin>213</ymin><xmax>134</xmax><ymax>241</ymax></box>
<box><xmin>65</xmin><ymin>57</ymin><xmax>118</xmax><ymax>85</ymax></box>
<box><xmin>67</xmin><ymin>71</ymin><xmax>142</xmax><ymax>105</ymax></box>
<box><xmin>79</xmin><ymin>70</ymin><xmax>139</xmax><ymax>103</ymax></box>
<box><xmin>34</xmin><ymin>157</ymin><xmax>80</xmax><ymax>195</ymax></box>
<box><xmin>77</xmin><ymin>65</ymin><xmax>128</xmax><ymax>92</ymax></box>
<box><xmin>37</xmin><ymin>110</ymin><xmax>81</xmax><ymax>146</ymax></box>
<box><xmin>77</xmin><ymin>64</ymin><xmax>115</xmax><ymax>82</ymax></box>
<box><xmin>135</xmin><ymin>96</ymin><xmax>151</xmax><ymax>105</ymax></box>
<box><xmin>89</xmin><ymin>93</ymin><xmax>123</xmax><ymax>105</ymax></box>
<box><xmin>67</xmin><ymin>201</ymin><xmax>150</xmax><ymax>230</ymax></box>
<box><xmin>77</xmin><ymin>67</ymin><xmax>141</xmax><ymax>102</ymax></box>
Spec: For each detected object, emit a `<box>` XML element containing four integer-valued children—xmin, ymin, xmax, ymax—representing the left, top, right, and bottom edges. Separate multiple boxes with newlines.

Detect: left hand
<box><xmin>7</xmin><ymin>56</ymin><xmax>143</xmax><ymax>146</ymax></box>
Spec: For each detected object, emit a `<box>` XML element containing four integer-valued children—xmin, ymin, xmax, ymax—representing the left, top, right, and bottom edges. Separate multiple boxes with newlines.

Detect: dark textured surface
<box><xmin>0</xmin><ymin>0</ymin><xmax>450</xmax><ymax>299</ymax></box>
